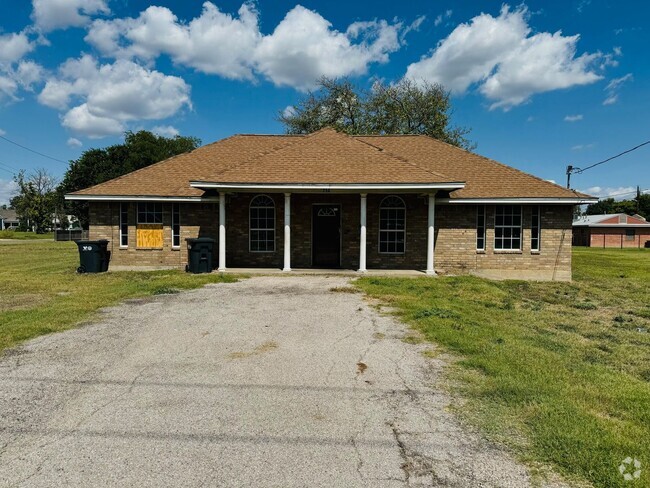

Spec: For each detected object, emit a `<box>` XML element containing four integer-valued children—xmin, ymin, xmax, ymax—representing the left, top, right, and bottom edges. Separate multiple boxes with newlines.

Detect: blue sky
<box><xmin>0</xmin><ymin>0</ymin><xmax>648</xmax><ymax>204</ymax></box>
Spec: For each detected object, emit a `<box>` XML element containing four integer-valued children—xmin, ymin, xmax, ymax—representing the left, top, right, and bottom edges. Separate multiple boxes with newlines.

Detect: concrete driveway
<box><xmin>0</xmin><ymin>276</ymin><xmax>560</xmax><ymax>487</ymax></box>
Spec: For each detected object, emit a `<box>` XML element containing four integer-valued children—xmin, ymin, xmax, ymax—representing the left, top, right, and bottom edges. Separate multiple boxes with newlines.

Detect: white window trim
<box><xmin>171</xmin><ymin>203</ymin><xmax>181</xmax><ymax>249</ymax></box>
<box><xmin>494</xmin><ymin>205</ymin><xmax>522</xmax><ymax>251</ymax></box>
<box><xmin>119</xmin><ymin>202</ymin><xmax>128</xmax><ymax>248</ymax></box>
<box><xmin>378</xmin><ymin>195</ymin><xmax>407</xmax><ymax>255</ymax></box>
<box><xmin>249</xmin><ymin>194</ymin><xmax>276</xmax><ymax>253</ymax></box>
<box><xmin>476</xmin><ymin>205</ymin><xmax>486</xmax><ymax>252</ymax></box>
<box><xmin>531</xmin><ymin>205</ymin><xmax>541</xmax><ymax>252</ymax></box>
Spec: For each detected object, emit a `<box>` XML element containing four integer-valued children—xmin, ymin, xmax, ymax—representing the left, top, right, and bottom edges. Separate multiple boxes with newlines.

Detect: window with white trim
<box><xmin>531</xmin><ymin>206</ymin><xmax>541</xmax><ymax>252</ymax></box>
<box><xmin>250</xmin><ymin>195</ymin><xmax>275</xmax><ymax>252</ymax></box>
<box><xmin>494</xmin><ymin>205</ymin><xmax>522</xmax><ymax>251</ymax></box>
<box><xmin>379</xmin><ymin>196</ymin><xmax>406</xmax><ymax>254</ymax></box>
<box><xmin>476</xmin><ymin>205</ymin><xmax>486</xmax><ymax>251</ymax></box>
<box><xmin>119</xmin><ymin>203</ymin><xmax>129</xmax><ymax>247</ymax></box>
<box><xmin>172</xmin><ymin>203</ymin><xmax>180</xmax><ymax>248</ymax></box>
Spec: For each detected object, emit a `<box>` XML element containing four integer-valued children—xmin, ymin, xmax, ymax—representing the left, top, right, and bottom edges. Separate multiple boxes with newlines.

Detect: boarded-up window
<box><xmin>137</xmin><ymin>203</ymin><xmax>163</xmax><ymax>248</ymax></box>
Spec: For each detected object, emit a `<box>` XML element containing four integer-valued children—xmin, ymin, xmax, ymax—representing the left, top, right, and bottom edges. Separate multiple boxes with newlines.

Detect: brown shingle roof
<box><xmin>203</xmin><ymin>128</ymin><xmax>453</xmax><ymax>184</ymax></box>
<box><xmin>355</xmin><ymin>135</ymin><xmax>587</xmax><ymax>199</ymax></box>
<box><xmin>70</xmin><ymin>127</ymin><xmax>591</xmax><ymax>200</ymax></box>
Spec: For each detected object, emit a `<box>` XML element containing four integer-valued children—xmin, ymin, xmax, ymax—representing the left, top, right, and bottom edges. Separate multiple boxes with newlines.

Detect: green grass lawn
<box><xmin>357</xmin><ymin>248</ymin><xmax>650</xmax><ymax>487</ymax></box>
<box><xmin>0</xmin><ymin>230</ymin><xmax>54</xmax><ymax>240</ymax></box>
<box><xmin>0</xmin><ymin>240</ymin><xmax>236</xmax><ymax>353</ymax></box>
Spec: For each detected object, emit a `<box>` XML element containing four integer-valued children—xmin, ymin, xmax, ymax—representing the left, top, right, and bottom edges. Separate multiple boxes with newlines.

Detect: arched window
<box><xmin>250</xmin><ymin>195</ymin><xmax>275</xmax><ymax>252</ymax></box>
<box><xmin>379</xmin><ymin>196</ymin><xmax>406</xmax><ymax>254</ymax></box>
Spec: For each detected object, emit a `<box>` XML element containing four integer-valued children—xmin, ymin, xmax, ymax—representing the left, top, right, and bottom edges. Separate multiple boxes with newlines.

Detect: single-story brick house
<box><xmin>66</xmin><ymin>128</ymin><xmax>596</xmax><ymax>280</ymax></box>
<box><xmin>573</xmin><ymin>213</ymin><xmax>650</xmax><ymax>248</ymax></box>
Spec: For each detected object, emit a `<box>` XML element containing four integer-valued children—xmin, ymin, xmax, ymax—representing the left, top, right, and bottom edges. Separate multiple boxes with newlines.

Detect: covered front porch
<box><xmin>197</xmin><ymin>186</ymin><xmax>456</xmax><ymax>275</ymax></box>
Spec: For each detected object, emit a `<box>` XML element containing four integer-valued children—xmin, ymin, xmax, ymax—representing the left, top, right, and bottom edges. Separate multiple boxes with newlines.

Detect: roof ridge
<box><xmin>354</xmin><ymin>137</ymin><xmax>452</xmax><ymax>182</ymax></box>
<box><xmin>207</xmin><ymin>127</ymin><xmax>452</xmax><ymax>183</ymax></box>
<box><xmin>206</xmin><ymin>135</ymin><xmax>305</xmax><ymax>179</ymax></box>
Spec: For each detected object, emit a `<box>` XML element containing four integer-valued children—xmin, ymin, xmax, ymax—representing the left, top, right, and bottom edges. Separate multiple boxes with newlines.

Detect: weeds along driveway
<box><xmin>0</xmin><ymin>276</ymin><xmax>562</xmax><ymax>487</ymax></box>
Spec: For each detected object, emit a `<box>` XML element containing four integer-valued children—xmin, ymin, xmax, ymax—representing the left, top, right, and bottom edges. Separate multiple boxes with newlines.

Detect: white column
<box><xmin>358</xmin><ymin>193</ymin><xmax>367</xmax><ymax>272</ymax></box>
<box><xmin>426</xmin><ymin>193</ymin><xmax>436</xmax><ymax>275</ymax></box>
<box><xmin>283</xmin><ymin>193</ymin><xmax>291</xmax><ymax>271</ymax></box>
<box><xmin>218</xmin><ymin>192</ymin><xmax>226</xmax><ymax>271</ymax></box>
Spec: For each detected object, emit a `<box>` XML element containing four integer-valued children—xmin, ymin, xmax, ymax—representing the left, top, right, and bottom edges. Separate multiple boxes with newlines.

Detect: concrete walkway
<box><xmin>0</xmin><ymin>276</ymin><xmax>563</xmax><ymax>487</ymax></box>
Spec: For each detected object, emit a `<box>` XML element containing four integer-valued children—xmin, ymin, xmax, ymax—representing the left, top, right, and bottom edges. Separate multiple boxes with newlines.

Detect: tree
<box><xmin>57</xmin><ymin>130</ymin><xmax>200</xmax><ymax>228</ymax></box>
<box><xmin>584</xmin><ymin>193</ymin><xmax>650</xmax><ymax>219</ymax></box>
<box><xmin>279</xmin><ymin>77</ymin><xmax>474</xmax><ymax>150</ymax></box>
<box><xmin>10</xmin><ymin>169</ymin><xmax>58</xmax><ymax>233</ymax></box>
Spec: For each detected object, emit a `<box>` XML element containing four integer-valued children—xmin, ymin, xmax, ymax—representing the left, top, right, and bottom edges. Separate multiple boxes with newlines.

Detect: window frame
<box><xmin>494</xmin><ymin>205</ymin><xmax>522</xmax><ymax>251</ymax></box>
<box><xmin>119</xmin><ymin>202</ymin><xmax>129</xmax><ymax>248</ymax></box>
<box><xmin>625</xmin><ymin>228</ymin><xmax>635</xmax><ymax>241</ymax></box>
<box><xmin>476</xmin><ymin>205</ymin><xmax>486</xmax><ymax>251</ymax></box>
<box><xmin>378</xmin><ymin>195</ymin><xmax>406</xmax><ymax>255</ymax></box>
<box><xmin>249</xmin><ymin>195</ymin><xmax>276</xmax><ymax>253</ymax></box>
<box><xmin>172</xmin><ymin>203</ymin><xmax>181</xmax><ymax>248</ymax></box>
<box><xmin>137</xmin><ymin>202</ymin><xmax>163</xmax><ymax>224</ymax></box>
<box><xmin>531</xmin><ymin>205</ymin><xmax>541</xmax><ymax>252</ymax></box>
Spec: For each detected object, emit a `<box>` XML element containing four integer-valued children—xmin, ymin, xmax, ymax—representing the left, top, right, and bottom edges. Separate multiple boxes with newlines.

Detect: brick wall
<box><xmin>89</xmin><ymin>202</ymin><xmax>218</xmax><ymax>268</ymax></box>
<box><xmin>435</xmin><ymin>204</ymin><xmax>573</xmax><ymax>280</ymax></box>
<box><xmin>89</xmin><ymin>199</ymin><xmax>574</xmax><ymax>280</ymax></box>
<box><xmin>587</xmin><ymin>228</ymin><xmax>650</xmax><ymax>248</ymax></box>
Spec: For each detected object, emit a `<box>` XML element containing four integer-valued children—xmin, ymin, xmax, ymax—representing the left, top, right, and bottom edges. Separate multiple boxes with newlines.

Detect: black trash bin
<box><xmin>76</xmin><ymin>240</ymin><xmax>110</xmax><ymax>273</ymax></box>
<box><xmin>186</xmin><ymin>237</ymin><xmax>215</xmax><ymax>274</ymax></box>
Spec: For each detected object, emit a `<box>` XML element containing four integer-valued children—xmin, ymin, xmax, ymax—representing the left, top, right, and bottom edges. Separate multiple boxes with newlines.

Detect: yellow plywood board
<box><xmin>137</xmin><ymin>224</ymin><xmax>163</xmax><ymax>248</ymax></box>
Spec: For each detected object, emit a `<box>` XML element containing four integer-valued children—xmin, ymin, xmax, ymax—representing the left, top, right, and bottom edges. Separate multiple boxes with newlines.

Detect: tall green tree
<box><xmin>58</xmin><ymin>131</ymin><xmax>200</xmax><ymax>227</ymax></box>
<box><xmin>279</xmin><ymin>77</ymin><xmax>474</xmax><ymax>150</ymax></box>
<box><xmin>11</xmin><ymin>169</ymin><xmax>58</xmax><ymax>233</ymax></box>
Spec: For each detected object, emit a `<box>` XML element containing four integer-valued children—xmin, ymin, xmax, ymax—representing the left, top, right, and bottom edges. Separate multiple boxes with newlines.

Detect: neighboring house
<box><xmin>65</xmin><ymin>128</ymin><xmax>596</xmax><ymax>280</ymax></box>
<box><xmin>573</xmin><ymin>213</ymin><xmax>650</xmax><ymax>248</ymax></box>
<box><xmin>0</xmin><ymin>209</ymin><xmax>19</xmax><ymax>230</ymax></box>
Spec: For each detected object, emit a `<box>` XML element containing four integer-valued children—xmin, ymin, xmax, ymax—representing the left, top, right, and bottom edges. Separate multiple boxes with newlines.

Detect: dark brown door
<box><xmin>312</xmin><ymin>204</ymin><xmax>341</xmax><ymax>267</ymax></box>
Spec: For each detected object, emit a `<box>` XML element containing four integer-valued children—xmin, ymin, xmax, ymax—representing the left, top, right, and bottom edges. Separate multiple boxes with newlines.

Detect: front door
<box><xmin>312</xmin><ymin>204</ymin><xmax>341</xmax><ymax>267</ymax></box>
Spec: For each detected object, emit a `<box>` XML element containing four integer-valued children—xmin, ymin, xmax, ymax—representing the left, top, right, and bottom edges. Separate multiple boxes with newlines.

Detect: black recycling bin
<box><xmin>76</xmin><ymin>240</ymin><xmax>110</xmax><ymax>273</ymax></box>
<box><xmin>186</xmin><ymin>237</ymin><xmax>215</xmax><ymax>274</ymax></box>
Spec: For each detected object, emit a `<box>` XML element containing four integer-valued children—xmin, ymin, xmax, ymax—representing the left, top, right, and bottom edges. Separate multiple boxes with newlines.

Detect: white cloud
<box><xmin>0</xmin><ymin>30</ymin><xmax>43</xmax><ymax>103</ymax></box>
<box><xmin>255</xmin><ymin>6</ymin><xmax>401</xmax><ymax>90</ymax></box>
<box><xmin>32</xmin><ymin>0</ymin><xmax>110</xmax><ymax>32</ymax></box>
<box><xmin>434</xmin><ymin>9</ymin><xmax>452</xmax><ymax>27</ymax></box>
<box><xmin>0</xmin><ymin>178</ymin><xmax>18</xmax><ymax>205</ymax></box>
<box><xmin>0</xmin><ymin>31</ymin><xmax>34</xmax><ymax>64</ymax></box>
<box><xmin>282</xmin><ymin>105</ymin><xmax>296</xmax><ymax>118</ymax></box>
<box><xmin>151</xmin><ymin>125</ymin><xmax>179</xmax><ymax>137</ymax></box>
<box><xmin>39</xmin><ymin>55</ymin><xmax>191</xmax><ymax>138</ymax></box>
<box><xmin>580</xmin><ymin>186</ymin><xmax>635</xmax><ymax>199</ymax></box>
<box><xmin>87</xmin><ymin>3</ymin><xmax>261</xmax><ymax>80</ymax></box>
<box><xmin>86</xmin><ymin>2</ymin><xmax>406</xmax><ymax>91</ymax></box>
<box><xmin>603</xmin><ymin>73</ymin><xmax>632</xmax><ymax>105</ymax></box>
<box><xmin>564</xmin><ymin>114</ymin><xmax>583</xmax><ymax>122</ymax></box>
<box><xmin>571</xmin><ymin>143</ymin><xmax>594</xmax><ymax>151</ymax></box>
<box><xmin>66</xmin><ymin>137</ymin><xmax>82</xmax><ymax>147</ymax></box>
<box><xmin>405</xmin><ymin>5</ymin><xmax>604</xmax><ymax>110</ymax></box>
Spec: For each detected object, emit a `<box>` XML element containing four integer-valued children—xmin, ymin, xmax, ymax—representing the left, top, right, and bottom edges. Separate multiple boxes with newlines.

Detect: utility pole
<box><xmin>637</xmin><ymin>186</ymin><xmax>641</xmax><ymax>214</ymax></box>
<box><xmin>566</xmin><ymin>165</ymin><xmax>573</xmax><ymax>189</ymax></box>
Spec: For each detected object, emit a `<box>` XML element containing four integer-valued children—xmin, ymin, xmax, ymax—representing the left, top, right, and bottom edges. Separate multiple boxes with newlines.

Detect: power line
<box><xmin>0</xmin><ymin>159</ymin><xmax>21</xmax><ymax>173</ymax></box>
<box><xmin>566</xmin><ymin>138</ymin><xmax>650</xmax><ymax>188</ymax></box>
<box><xmin>0</xmin><ymin>134</ymin><xmax>68</xmax><ymax>165</ymax></box>
<box><xmin>576</xmin><ymin>140</ymin><xmax>650</xmax><ymax>174</ymax></box>
<box><xmin>599</xmin><ymin>188</ymin><xmax>649</xmax><ymax>199</ymax></box>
